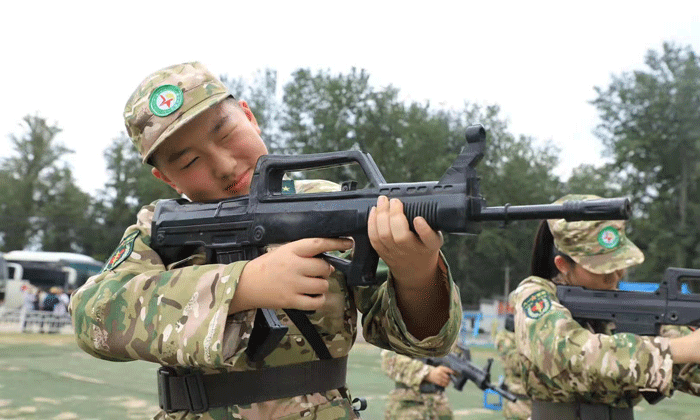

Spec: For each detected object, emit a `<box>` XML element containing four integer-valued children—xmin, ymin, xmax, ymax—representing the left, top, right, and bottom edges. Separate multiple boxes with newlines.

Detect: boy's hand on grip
<box><xmin>230</xmin><ymin>238</ymin><xmax>353</xmax><ymax>314</ymax></box>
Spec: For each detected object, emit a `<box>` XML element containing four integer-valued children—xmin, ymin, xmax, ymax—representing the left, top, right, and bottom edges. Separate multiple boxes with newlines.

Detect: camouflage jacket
<box><xmin>70</xmin><ymin>180</ymin><xmax>462</xmax><ymax>420</ymax></box>
<box><xmin>380</xmin><ymin>350</ymin><xmax>452</xmax><ymax>419</ymax></box>
<box><xmin>509</xmin><ymin>276</ymin><xmax>700</xmax><ymax>408</ymax></box>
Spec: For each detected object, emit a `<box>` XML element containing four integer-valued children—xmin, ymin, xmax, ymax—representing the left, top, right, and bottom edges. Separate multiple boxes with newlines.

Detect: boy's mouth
<box><xmin>224</xmin><ymin>171</ymin><xmax>250</xmax><ymax>195</ymax></box>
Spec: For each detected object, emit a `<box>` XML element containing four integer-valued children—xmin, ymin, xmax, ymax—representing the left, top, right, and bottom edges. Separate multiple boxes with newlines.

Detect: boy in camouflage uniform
<box><xmin>509</xmin><ymin>194</ymin><xmax>700</xmax><ymax>420</ymax></box>
<box><xmin>69</xmin><ymin>62</ymin><xmax>462</xmax><ymax>420</ymax></box>
<box><xmin>380</xmin><ymin>349</ymin><xmax>455</xmax><ymax>420</ymax></box>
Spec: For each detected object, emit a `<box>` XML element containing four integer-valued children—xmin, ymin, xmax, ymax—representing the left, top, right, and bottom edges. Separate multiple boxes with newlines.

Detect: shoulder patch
<box><xmin>522</xmin><ymin>290</ymin><xmax>552</xmax><ymax>319</ymax></box>
<box><xmin>102</xmin><ymin>231</ymin><xmax>140</xmax><ymax>272</ymax></box>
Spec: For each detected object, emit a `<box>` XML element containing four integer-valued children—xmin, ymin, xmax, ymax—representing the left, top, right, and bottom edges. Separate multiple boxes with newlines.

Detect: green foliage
<box><xmin>87</xmin><ymin>134</ymin><xmax>179</xmax><ymax>260</ymax></box>
<box><xmin>591</xmin><ymin>42</ymin><xmax>700</xmax><ymax>276</ymax></box>
<box><xmin>0</xmin><ymin>115</ymin><xmax>77</xmax><ymax>251</ymax></box>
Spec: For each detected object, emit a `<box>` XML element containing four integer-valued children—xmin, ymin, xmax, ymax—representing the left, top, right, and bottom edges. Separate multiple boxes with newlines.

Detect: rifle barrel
<box><xmin>475</xmin><ymin>198</ymin><xmax>630</xmax><ymax>222</ymax></box>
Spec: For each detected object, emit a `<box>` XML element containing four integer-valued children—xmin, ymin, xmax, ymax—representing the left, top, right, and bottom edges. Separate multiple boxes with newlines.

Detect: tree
<box><xmin>564</xmin><ymin>163</ymin><xmax>623</xmax><ymax>198</ymax></box>
<box><xmin>87</xmin><ymin>134</ymin><xmax>179</xmax><ymax>260</ymax></box>
<box><xmin>0</xmin><ymin>115</ymin><xmax>73</xmax><ymax>251</ymax></box>
<box><xmin>591</xmin><ymin>42</ymin><xmax>700</xmax><ymax>276</ymax></box>
<box><xmin>35</xmin><ymin>167</ymin><xmax>94</xmax><ymax>252</ymax></box>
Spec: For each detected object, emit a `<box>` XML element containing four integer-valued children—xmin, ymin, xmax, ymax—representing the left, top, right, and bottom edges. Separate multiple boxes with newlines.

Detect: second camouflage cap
<box><xmin>123</xmin><ymin>62</ymin><xmax>232</xmax><ymax>163</ymax></box>
<box><xmin>548</xmin><ymin>194</ymin><xmax>644</xmax><ymax>274</ymax></box>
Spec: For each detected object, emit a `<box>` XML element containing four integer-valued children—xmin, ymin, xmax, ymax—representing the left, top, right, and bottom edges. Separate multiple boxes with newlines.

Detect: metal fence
<box><xmin>0</xmin><ymin>307</ymin><xmax>73</xmax><ymax>334</ymax></box>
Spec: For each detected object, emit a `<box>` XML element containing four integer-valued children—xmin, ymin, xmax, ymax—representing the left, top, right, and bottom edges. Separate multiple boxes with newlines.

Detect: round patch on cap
<box><xmin>598</xmin><ymin>226</ymin><xmax>621</xmax><ymax>249</ymax></box>
<box><xmin>149</xmin><ymin>84</ymin><xmax>184</xmax><ymax>117</ymax></box>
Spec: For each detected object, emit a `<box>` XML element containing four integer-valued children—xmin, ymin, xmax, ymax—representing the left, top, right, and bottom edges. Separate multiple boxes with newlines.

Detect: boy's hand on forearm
<box><xmin>368</xmin><ymin>195</ymin><xmax>443</xmax><ymax>287</ymax></box>
<box><xmin>229</xmin><ymin>237</ymin><xmax>353</xmax><ymax>314</ymax></box>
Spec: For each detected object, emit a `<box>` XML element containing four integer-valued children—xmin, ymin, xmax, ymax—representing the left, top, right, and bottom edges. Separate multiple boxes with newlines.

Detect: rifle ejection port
<box><xmin>341</xmin><ymin>181</ymin><xmax>358</xmax><ymax>191</ymax></box>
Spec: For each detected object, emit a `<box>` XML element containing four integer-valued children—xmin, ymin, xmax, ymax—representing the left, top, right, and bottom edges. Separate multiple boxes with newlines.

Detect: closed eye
<box><xmin>182</xmin><ymin>157</ymin><xmax>199</xmax><ymax>169</ymax></box>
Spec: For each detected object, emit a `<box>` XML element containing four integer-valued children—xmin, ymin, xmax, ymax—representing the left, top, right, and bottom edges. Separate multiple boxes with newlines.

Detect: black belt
<box><xmin>158</xmin><ymin>356</ymin><xmax>348</xmax><ymax>413</ymax></box>
<box><xmin>532</xmin><ymin>400</ymin><xmax>634</xmax><ymax>420</ymax></box>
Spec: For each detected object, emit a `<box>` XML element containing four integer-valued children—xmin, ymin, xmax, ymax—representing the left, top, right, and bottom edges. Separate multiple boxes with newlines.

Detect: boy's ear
<box><xmin>152</xmin><ymin>167</ymin><xmax>183</xmax><ymax>195</ymax></box>
<box><xmin>238</xmin><ymin>100</ymin><xmax>261</xmax><ymax>134</ymax></box>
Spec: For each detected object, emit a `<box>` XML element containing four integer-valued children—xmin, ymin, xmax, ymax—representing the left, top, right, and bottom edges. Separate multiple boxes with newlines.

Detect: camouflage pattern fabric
<box><xmin>70</xmin><ymin>179</ymin><xmax>462</xmax><ymax>420</ymax></box>
<box><xmin>380</xmin><ymin>350</ymin><xmax>453</xmax><ymax>420</ymax></box>
<box><xmin>493</xmin><ymin>329</ymin><xmax>532</xmax><ymax>420</ymax></box>
<box><xmin>548</xmin><ymin>194</ymin><xmax>644</xmax><ymax>275</ymax></box>
<box><xmin>509</xmin><ymin>276</ymin><xmax>700</xmax><ymax>409</ymax></box>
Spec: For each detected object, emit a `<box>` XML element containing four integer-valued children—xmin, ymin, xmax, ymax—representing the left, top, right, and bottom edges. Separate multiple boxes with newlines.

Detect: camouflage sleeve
<box><xmin>354</xmin><ymin>252</ymin><xmax>462</xmax><ymax>358</ymax></box>
<box><xmin>659</xmin><ymin>325</ymin><xmax>700</xmax><ymax>396</ymax></box>
<box><xmin>69</xmin><ymin>204</ymin><xmax>255</xmax><ymax>368</ymax></box>
<box><xmin>512</xmin><ymin>276</ymin><xmax>675</xmax><ymax>397</ymax></box>
<box><xmin>380</xmin><ymin>350</ymin><xmax>432</xmax><ymax>388</ymax></box>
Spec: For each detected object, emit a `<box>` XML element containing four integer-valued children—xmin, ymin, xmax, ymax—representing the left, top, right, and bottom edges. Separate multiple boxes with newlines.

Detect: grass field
<box><xmin>0</xmin><ymin>333</ymin><xmax>698</xmax><ymax>419</ymax></box>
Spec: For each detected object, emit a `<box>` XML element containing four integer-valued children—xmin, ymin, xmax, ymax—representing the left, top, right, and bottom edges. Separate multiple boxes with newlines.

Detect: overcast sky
<box><xmin>1</xmin><ymin>1</ymin><xmax>699</xmax><ymax>195</ymax></box>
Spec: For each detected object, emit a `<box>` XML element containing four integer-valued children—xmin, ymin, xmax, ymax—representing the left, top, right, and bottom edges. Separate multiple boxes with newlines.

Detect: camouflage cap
<box><xmin>548</xmin><ymin>194</ymin><xmax>644</xmax><ymax>274</ymax></box>
<box><xmin>123</xmin><ymin>62</ymin><xmax>232</xmax><ymax>163</ymax></box>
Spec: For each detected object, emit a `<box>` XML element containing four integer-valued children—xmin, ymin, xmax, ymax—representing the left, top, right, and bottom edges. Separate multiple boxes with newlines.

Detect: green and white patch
<box><xmin>102</xmin><ymin>231</ymin><xmax>140</xmax><ymax>272</ymax></box>
<box><xmin>522</xmin><ymin>290</ymin><xmax>551</xmax><ymax>319</ymax></box>
<box><xmin>598</xmin><ymin>226</ymin><xmax>620</xmax><ymax>249</ymax></box>
<box><xmin>149</xmin><ymin>84</ymin><xmax>183</xmax><ymax>117</ymax></box>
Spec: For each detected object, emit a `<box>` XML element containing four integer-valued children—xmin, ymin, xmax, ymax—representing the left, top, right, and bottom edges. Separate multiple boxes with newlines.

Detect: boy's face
<box><xmin>151</xmin><ymin>99</ymin><xmax>268</xmax><ymax>202</ymax></box>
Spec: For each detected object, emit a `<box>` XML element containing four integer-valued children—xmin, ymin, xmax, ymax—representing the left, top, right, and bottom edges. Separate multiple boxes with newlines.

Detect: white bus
<box><xmin>2</xmin><ymin>251</ymin><xmax>103</xmax><ymax>309</ymax></box>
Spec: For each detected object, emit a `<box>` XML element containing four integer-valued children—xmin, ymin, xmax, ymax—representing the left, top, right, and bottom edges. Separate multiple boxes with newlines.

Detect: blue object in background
<box><xmin>618</xmin><ymin>281</ymin><xmax>691</xmax><ymax>294</ymax></box>
<box><xmin>483</xmin><ymin>386</ymin><xmax>503</xmax><ymax>410</ymax></box>
<box><xmin>460</xmin><ymin>311</ymin><xmax>482</xmax><ymax>340</ymax></box>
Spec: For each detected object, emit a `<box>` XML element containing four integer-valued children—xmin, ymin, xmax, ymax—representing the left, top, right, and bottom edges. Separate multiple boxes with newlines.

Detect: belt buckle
<box><xmin>157</xmin><ymin>366</ymin><xmax>209</xmax><ymax>414</ymax></box>
<box><xmin>157</xmin><ymin>367</ymin><xmax>174</xmax><ymax>412</ymax></box>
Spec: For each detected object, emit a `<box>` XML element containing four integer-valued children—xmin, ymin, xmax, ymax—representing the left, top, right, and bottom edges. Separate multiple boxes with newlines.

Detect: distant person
<box><xmin>52</xmin><ymin>287</ymin><xmax>70</xmax><ymax>332</ymax></box>
<box><xmin>492</xmin><ymin>314</ymin><xmax>531</xmax><ymax>420</ymax></box>
<box><xmin>381</xmin><ymin>349</ymin><xmax>456</xmax><ymax>420</ymax></box>
<box><xmin>21</xmin><ymin>285</ymin><xmax>38</xmax><ymax>332</ymax></box>
<box><xmin>42</xmin><ymin>287</ymin><xmax>60</xmax><ymax>333</ymax></box>
<box><xmin>33</xmin><ymin>289</ymin><xmax>42</xmax><ymax>311</ymax></box>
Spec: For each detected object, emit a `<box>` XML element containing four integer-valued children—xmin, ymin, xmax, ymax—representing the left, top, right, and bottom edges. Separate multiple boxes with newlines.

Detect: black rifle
<box><xmin>556</xmin><ymin>267</ymin><xmax>700</xmax><ymax>335</ymax></box>
<box><xmin>505</xmin><ymin>313</ymin><xmax>515</xmax><ymax>332</ymax></box>
<box><xmin>421</xmin><ymin>343</ymin><xmax>517</xmax><ymax>401</ymax></box>
<box><xmin>557</xmin><ymin>267</ymin><xmax>700</xmax><ymax>403</ymax></box>
<box><xmin>151</xmin><ymin>124</ymin><xmax>631</xmax><ymax>361</ymax></box>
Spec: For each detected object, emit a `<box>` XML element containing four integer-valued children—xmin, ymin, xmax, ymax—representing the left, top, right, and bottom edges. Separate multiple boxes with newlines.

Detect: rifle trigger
<box><xmin>319</xmin><ymin>252</ymin><xmax>351</xmax><ymax>275</ymax></box>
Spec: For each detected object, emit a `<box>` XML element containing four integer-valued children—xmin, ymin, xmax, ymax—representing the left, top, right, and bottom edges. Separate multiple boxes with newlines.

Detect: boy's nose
<box><xmin>212</xmin><ymin>152</ymin><xmax>237</xmax><ymax>179</ymax></box>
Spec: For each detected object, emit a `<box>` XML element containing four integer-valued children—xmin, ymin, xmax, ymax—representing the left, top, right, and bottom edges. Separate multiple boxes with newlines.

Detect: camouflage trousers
<box><xmin>502</xmin><ymin>398</ymin><xmax>532</xmax><ymax>420</ymax></box>
<box><xmin>384</xmin><ymin>391</ymin><xmax>452</xmax><ymax>420</ymax></box>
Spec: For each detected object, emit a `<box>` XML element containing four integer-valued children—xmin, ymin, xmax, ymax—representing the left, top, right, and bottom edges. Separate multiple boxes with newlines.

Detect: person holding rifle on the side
<box><xmin>510</xmin><ymin>194</ymin><xmax>700</xmax><ymax>420</ymax></box>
